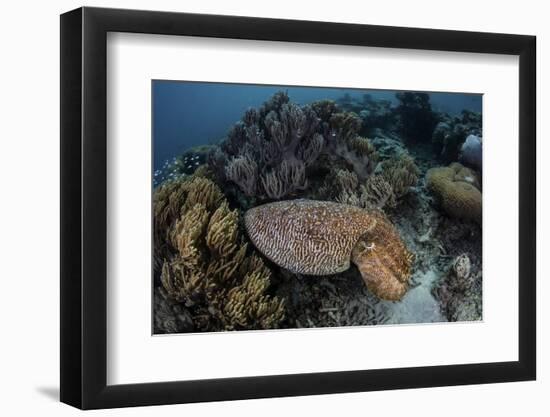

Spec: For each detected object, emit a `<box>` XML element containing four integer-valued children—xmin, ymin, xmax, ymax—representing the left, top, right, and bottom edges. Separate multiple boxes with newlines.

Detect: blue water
<box><xmin>153</xmin><ymin>81</ymin><xmax>482</xmax><ymax>170</ymax></box>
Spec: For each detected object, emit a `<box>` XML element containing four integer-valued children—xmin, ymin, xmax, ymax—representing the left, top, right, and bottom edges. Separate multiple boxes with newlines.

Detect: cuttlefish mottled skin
<box><xmin>244</xmin><ymin>199</ymin><xmax>413</xmax><ymax>301</ymax></box>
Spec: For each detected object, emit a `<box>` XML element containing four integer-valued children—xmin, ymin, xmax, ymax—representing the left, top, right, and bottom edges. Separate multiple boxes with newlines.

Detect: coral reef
<box><xmin>244</xmin><ymin>199</ymin><xmax>413</xmax><ymax>301</ymax></box>
<box><xmin>154</xmin><ymin>176</ymin><xmax>285</xmax><ymax>331</ymax></box>
<box><xmin>153</xmin><ymin>145</ymin><xmax>216</xmax><ymax>187</ymax></box>
<box><xmin>336</xmin><ymin>94</ymin><xmax>396</xmax><ymax>134</ymax></box>
<box><xmin>432</xmin><ymin>254</ymin><xmax>482</xmax><ymax>321</ymax></box>
<box><xmin>379</xmin><ymin>155</ymin><xmax>420</xmax><ymax>199</ymax></box>
<box><xmin>359</xmin><ymin>175</ymin><xmax>397</xmax><ymax>210</ymax></box>
<box><xmin>320</xmin><ymin>153</ymin><xmax>418</xmax><ymax>211</ymax></box>
<box><xmin>154</xmin><ymin>287</ymin><xmax>195</xmax><ymax>334</ymax></box>
<box><xmin>448</xmin><ymin>161</ymin><xmax>481</xmax><ymax>189</ymax></box>
<box><xmin>153</xmin><ymin>176</ymin><xmax>224</xmax><ymax>274</ymax></box>
<box><xmin>318</xmin><ymin>168</ymin><xmax>359</xmax><ymax>202</ymax></box>
<box><xmin>369</xmin><ymin>130</ymin><xmax>409</xmax><ymax>159</ymax></box>
<box><xmin>395</xmin><ymin>92</ymin><xmax>439</xmax><ymax>144</ymax></box>
<box><xmin>432</xmin><ymin>110</ymin><xmax>482</xmax><ymax>163</ymax></box>
<box><xmin>359</xmin><ymin>99</ymin><xmax>395</xmax><ymax>133</ymax></box>
<box><xmin>326</xmin><ymin>173</ymin><xmax>396</xmax><ymax>211</ymax></box>
<box><xmin>426</xmin><ymin>163</ymin><xmax>482</xmax><ymax>225</ymax></box>
<box><xmin>153</xmin><ymin>88</ymin><xmax>484</xmax><ymax>332</ymax></box>
<box><xmin>209</xmin><ymin>92</ymin><xmax>379</xmax><ymax>202</ymax></box>
<box><xmin>460</xmin><ymin>134</ymin><xmax>482</xmax><ymax>171</ymax></box>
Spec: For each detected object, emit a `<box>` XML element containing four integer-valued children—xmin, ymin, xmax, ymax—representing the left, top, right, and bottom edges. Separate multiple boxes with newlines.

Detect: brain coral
<box><xmin>426</xmin><ymin>163</ymin><xmax>482</xmax><ymax>225</ymax></box>
<box><xmin>244</xmin><ymin>199</ymin><xmax>413</xmax><ymax>301</ymax></box>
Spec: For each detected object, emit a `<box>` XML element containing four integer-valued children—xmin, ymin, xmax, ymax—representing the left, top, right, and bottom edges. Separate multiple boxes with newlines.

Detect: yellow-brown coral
<box><xmin>153</xmin><ymin>176</ymin><xmax>224</xmax><ymax>272</ymax></box>
<box><xmin>448</xmin><ymin>162</ymin><xmax>481</xmax><ymax>190</ymax></box>
<box><xmin>359</xmin><ymin>175</ymin><xmax>396</xmax><ymax>210</ymax></box>
<box><xmin>426</xmin><ymin>163</ymin><xmax>482</xmax><ymax>225</ymax></box>
<box><xmin>380</xmin><ymin>155</ymin><xmax>419</xmax><ymax>198</ymax></box>
<box><xmin>244</xmin><ymin>200</ymin><xmax>413</xmax><ymax>301</ymax></box>
<box><xmin>155</xmin><ymin>176</ymin><xmax>285</xmax><ymax>331</ymax></box>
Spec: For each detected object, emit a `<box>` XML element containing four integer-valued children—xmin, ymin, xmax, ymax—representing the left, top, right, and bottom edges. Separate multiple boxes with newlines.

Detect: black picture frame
<box><xmin>60</xmin><ymin>6</ymin><xmax>536</xmax><ymax>410</ymax></box>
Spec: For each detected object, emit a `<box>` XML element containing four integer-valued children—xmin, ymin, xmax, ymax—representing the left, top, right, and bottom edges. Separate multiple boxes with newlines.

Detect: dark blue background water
<box><xmin>153</xmin><ymin>81</ymin><xmax>482</xmax><ymax>170</ymax></box>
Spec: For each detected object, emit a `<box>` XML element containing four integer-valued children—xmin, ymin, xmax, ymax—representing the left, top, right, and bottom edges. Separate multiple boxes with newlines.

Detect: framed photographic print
<box><xmin>60</xmin><ymin>6</ymin><xmax>536</xmax><ymax>409</ymax></box>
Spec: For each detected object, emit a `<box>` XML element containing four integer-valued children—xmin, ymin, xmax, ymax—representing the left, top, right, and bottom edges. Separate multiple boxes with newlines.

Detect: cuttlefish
<box><xmin>244</xmin><ymin>199</ymin><xmax>413</xmax><ymax>301</ymax></box>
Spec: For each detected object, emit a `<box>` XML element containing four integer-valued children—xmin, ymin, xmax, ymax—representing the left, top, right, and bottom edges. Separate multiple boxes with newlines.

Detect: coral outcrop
<box><xmin>209</xmin><ymin>92</ymin><xmax>379</xmax><ymax>201</ymax></box>
<box><xmin>432</xmin><ymin>110</ymin><xmax>482</xmax><ymax>163</ymax></box>
<box><xmin>154</xmin><ymin>287</ymin><xmax>195</xmax><ymax>334</ymax></box>
<box><xmin>379</xmin><ymin>154</ymin><xmax>420</xmax><ymax>198</ymax></box>
<box><xmin>153</xmin><ymin>87</ymin><xmax>484</xmax><ymax>331</ymax></box>
<box><xmin>320</xmin><ymin>153</ymin><xmax>419</xmax><ymax>211</ymax></box>
<box><xmin>244</xmin><ymin>200</ymin><xmax>413</xmax><ymax>301</ymax></box>
<box><xmin>336</xmin><ymin>93</ymin><xmax>396</xmax><ymax>134</ymax></box>
<box><xmin>154</xmin><ymin>176</ymin><xmax>286</xmax><ymax>331</ymax></box>
<box><xmin>460</xmin><ymin>134</ymin><xmax>482</xmax><ymax>171</ymax></box>
<box><xmin>432</xmin><ymin>254</ymin><xmax>482</xmax><ymax>321</ymax></box>
<box><xmin>153</xmin><ymin>175</ymin><xmax>224</xmax><ymax>273</ymax></box>
<box><xmin>395</xmin><ymin>92</ymin><xmax>438</xmax><ymax>143</ymax></box>
<box><xmin>426</xmin><ymin>163</ymin><xmax>482</xmax><ymax>225</ymax></box>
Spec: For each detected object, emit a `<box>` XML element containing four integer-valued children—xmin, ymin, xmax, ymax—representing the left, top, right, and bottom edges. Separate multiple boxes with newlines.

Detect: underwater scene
<box><xmin>152</xmin><ymin>81</ymin><xmax>482</xmax><ymax>334</ymax></box>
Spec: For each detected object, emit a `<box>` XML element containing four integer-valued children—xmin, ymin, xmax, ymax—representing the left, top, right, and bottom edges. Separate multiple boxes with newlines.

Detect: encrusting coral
<box><xmin>209</xmin><ymin>92</ymin><xmax>379</xmax><ymax>201</ymax></box>
<box><xmin>154</xmin><ymin>176</ymin><xmax>286</xmax><ymax>331</ymax></box>
<box><xmin>244</xmin><ymin>199</ymin><xmax>413</xmax><ymax>301</ymax></box>
<box><xmin>426</xmin><ymin>162</ymin><xmax>482</xmax><ymax>225</ymax></box>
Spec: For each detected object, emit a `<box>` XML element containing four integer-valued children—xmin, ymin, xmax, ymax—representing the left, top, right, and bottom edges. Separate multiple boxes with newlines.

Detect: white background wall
<box><xmin>0</xmin><ymin>0</ymin><xmax>546</xmax><ymax>415</ymax></box>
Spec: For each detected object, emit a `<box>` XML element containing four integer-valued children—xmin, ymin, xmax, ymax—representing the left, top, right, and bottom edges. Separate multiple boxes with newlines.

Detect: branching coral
<box><xmin>225</xmin><ymin>154</ymin><xmax>258</xmax><ymax>197</ymax></box>
<box><xmin>359</xmin><ymin>175</ymin><xmax>396</xmax><ymax>210</ymax></box>
<box><xmin>379</xmin><ymin>155</ymin><xmax>420</xmax><ymax>198</ymax></box>
<box><xmin>153</xmin><ymin>176</ymin><xmax>224</xmax><ymax>274</ymax></box>
<box><xmin>426</xmin><ymin>163</ymin><xmax>482</xmax><ymax>225</ymax></box>
<box><xmin>321</xmin><ymin>169</ymin><xmax>396</xmax><ymax>211</ymax></box>
<box><xmin>319</xmin><ymin>168</ymin><xmax>359</xmax><ymax>201</ymax></box>
<box><xmin>321</xmin><ymin>154</ymin><xmax>416</xmax><ymax>211</ymax></box>
<box><xmin>155</xmin><ymin>176</ymin><xmax>286</xmax><ymax>331</ymax></box>
<box><xmin>260</xmin><ymin>159</ymin><xmax>308</xmax><ymax>199</ymax></box>
<box><xmin>322</xmin><ymin>112</ymin><xmax>379</xmax><ymax>180</ymax></box>
<box><xmin>209</xmin><ymin>92</ymin><xmax>379</xmax><ymax>200</ymax></box>
<box><xmin>310</xmin><ymin>99</ymin><xmax>338</xmax><ymax>123</ymax></box>
<box><xmin>339</xmin><ymin>135</ymin><xmax>379</xmax><ymax>180</ymax></box>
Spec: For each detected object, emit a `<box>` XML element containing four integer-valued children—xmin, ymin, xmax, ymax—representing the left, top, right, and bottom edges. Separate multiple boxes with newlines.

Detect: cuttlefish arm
<box><xmin>351</xmin><ymin>217</ymin><xmax>413</xmax><ymax>301</ymax></box>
